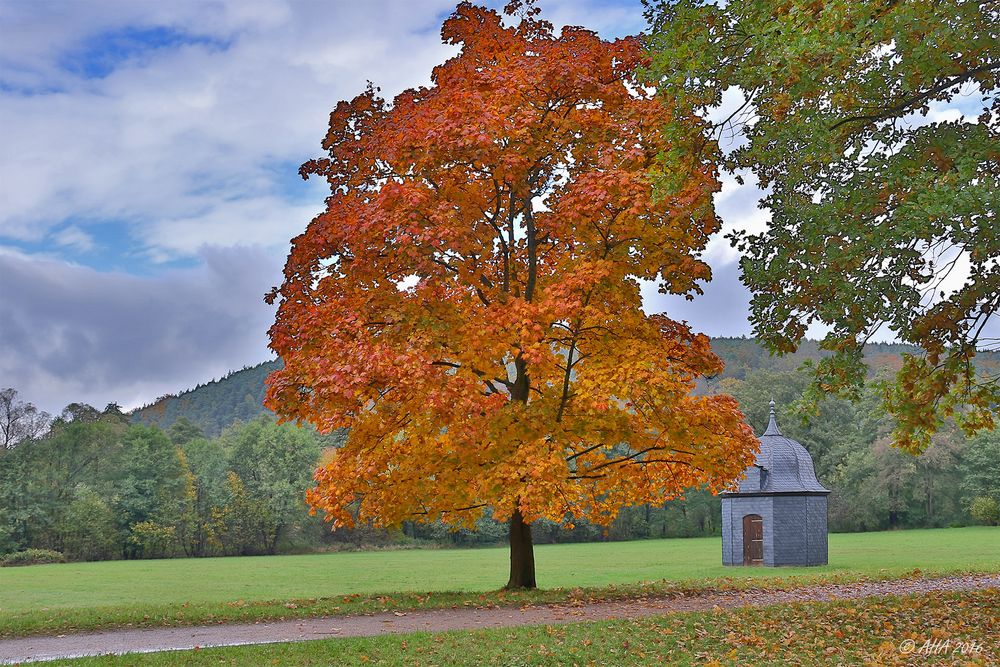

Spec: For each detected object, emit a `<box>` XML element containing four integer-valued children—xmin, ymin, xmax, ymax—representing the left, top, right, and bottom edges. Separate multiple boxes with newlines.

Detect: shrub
<box><xmin>1</xmin><ymin>548</ymin><xmax>65</xmax><ymax>567</ymax></box>
<box><xmin>969</xmin><ymin>496</ymin><xmax>1000</xmax><ymax>526</ymax></box>
<box><xmin>127</xmin><ymin>521</ymin><xmax>178</xmax><ymax>559</ymax></box>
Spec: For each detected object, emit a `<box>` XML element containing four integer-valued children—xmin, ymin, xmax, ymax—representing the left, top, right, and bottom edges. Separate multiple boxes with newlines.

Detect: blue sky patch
<box><xmin>268</xmin><ymin>159</ymin><xmax>329</xmax><ymax>204</ymax></box>
<box><xmin>58</xmin><ymin>25</ymin><xmax>230</xmax><ymax>80</ymax></box>
<box><xmin>7</xmin><ymin>218</ymin><xmax>200</xmax><ymax>275</ymax></box>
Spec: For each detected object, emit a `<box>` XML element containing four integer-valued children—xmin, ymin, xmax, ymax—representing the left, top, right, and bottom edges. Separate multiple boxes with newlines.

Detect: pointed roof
<box><xmin>732</xmin><ymin>399</ymin><xmax>830</xmax><ymax>495</ymax></box>
<box><xmin>762</xmin><ymin>399</ymin><xmax>781</xmax><ymax>436</ymax></box>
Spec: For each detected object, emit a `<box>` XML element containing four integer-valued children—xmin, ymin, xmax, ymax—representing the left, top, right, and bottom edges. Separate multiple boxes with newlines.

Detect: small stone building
<box><xmin>722</xmin><ymin>400</ymin><xmax>830</xmax><ymax>566</ymax></box>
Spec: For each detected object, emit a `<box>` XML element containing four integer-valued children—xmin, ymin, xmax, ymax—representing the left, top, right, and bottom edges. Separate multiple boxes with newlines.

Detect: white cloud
<box><xmin>0</xmin><ymin>245</ymin><xmax>281</xmax><ymax>413</ymax></box>
<box><xmin>4</xmin><ymin>0</ymin><xmax>981</xmax><ymax>413</ymax></box>
<box><xmin>0</xmin><ymin>0</ymin><xmax>651</xmax><ymax>258</ymax></box>
<box><xmin>0</xmin><ymin>0</ymin><xmax>457</xmax><ymax>253</ymax></box>
<box><xmin>52</xmin><ymin>225</ymin><xmax>96</xmax><ymax>252</ymax></box>
<box><xmin>704</xmin><ymin>86</ymin><xmax>754</xmax><ymax>155</ymax></box>
<box><xmin>641</xmin><ymin>257</ymin><xmax>752</xmax><ymax>337</ymax></box>
<box><xmin>143</xmin><ymin>197</ymin><xmax>323</xmax><ymax>260</ymax></box>
<box><xmin>705</xmin><ymin>169</ymin><xmax>769</xmax><ymax>264</ymax></box>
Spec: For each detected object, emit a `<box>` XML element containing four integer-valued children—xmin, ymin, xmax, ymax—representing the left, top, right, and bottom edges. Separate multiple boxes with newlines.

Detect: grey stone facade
<box><xmin>721</xmin><ymin>401</ymin><xmax>830</xmax><ymax>566</ymax></box>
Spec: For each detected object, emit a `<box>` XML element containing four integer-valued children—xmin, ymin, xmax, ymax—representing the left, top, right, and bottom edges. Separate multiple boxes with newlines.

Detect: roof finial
<box><xmin>763</xmin><ymin>398</ymin><xmax>781</xmax><ymax>436</ymax></box>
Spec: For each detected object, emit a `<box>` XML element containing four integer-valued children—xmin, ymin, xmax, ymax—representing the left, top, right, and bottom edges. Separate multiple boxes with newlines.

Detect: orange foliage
<box><xmin>265</xmin><ymin>2</ymin><xmax>757</xmax><ymax>531</ymax></box>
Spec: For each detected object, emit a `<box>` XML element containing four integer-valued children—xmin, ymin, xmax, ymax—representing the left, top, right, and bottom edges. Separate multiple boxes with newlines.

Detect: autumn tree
<box><xmin>644</xmin><ymin>0</ymin><xmax>999</xmax><ymax>453</ymax></box>
<box><xmin>266</xmin><ymin>1</ymin><xmax>756</xmax><ymax>588</ymax></box>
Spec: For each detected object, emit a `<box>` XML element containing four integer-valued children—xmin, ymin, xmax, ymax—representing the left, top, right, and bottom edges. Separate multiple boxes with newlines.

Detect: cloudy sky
<box><xmin>0</xmin><ymin>0</ymin><xmax>873</xmax><ymax>414</ymax></box>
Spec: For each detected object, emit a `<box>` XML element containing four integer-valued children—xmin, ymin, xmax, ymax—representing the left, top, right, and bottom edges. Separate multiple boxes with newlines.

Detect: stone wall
<box><xmin>722</xmin><ymin>493</ymin><xmax>828</xmax><ymax>566</ymax></box>
<box><xmin>722</xmin><ymin>496</ymin><xmax>774</xmax><ymax>566</ymax></box>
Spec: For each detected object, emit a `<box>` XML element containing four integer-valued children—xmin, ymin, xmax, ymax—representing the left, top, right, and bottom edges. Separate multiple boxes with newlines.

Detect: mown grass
<box><xmin>47</xmin><ymin>588</ymin><xmax>1000</xmax><ymax>666</ymax></box>
<box><xmin>1</xmin><ymin>526</ymin><xmax>997</xmax><ymax>639</ymax></box>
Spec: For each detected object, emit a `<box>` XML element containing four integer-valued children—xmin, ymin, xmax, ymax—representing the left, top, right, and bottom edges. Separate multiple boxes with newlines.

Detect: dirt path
<box><xmin>2</xmin><ymin>574</ymin><xmax>997</xmax><ymax>664</ymax></box>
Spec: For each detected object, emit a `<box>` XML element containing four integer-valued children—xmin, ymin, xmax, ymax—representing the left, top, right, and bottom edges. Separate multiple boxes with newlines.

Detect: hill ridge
<box><xmin>131</xmin><ymin>339</ymin><xmax>997</xmax><ymax>436</ymax></box>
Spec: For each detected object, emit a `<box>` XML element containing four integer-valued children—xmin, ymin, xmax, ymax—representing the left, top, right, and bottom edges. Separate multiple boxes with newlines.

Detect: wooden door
<box><xmin>743</xmin><ymin>514</ymin><xmax>763</xmax><ymax>565</ymax></box>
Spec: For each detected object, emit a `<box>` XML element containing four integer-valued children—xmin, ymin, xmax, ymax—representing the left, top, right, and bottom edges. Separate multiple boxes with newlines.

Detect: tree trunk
<box><xmin>926</xmin><ymin>487</ymin><xmax>933</xmax><ymax>524</ymax></box>
<box><xmin>888</xmin><ymin>483</ymin><xmax>899</xmax><ymax>528</ymax></box>
<box><xmin>506</xmin><ymin>352</ymin><xmax>536</xmax><ymax>590</ymax></box>
<box><xmin>506</xmin><ymin>507</ymin><xmax>536</xmax><ymax>590</ymax></box>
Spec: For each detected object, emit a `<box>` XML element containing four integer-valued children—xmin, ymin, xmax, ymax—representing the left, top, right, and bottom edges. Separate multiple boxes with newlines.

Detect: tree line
<box><xmin>0</xmin><ymin>400</ymin><xmax>333</xmax><ymax>561</ymax></box>
<box><xmin>2</xmin><ymin>364</ymin><xmax>997</xmax><ymax>564</ymax></box>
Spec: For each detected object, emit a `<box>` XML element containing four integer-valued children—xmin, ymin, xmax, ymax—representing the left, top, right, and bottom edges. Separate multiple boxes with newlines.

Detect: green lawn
<box><xmin>1</xmin><ymin>527</ymin><xmax>997</xmax><ymax>638</ymax></box>
<box><xmin>46</xmin><ymin>588</ymin><xmax>1000</xmax><ymax>666</ymax></box>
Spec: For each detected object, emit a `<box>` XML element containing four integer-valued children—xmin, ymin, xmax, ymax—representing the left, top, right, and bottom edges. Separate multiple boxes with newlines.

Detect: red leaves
<box><xmin>266</xmin><ymin>2</ymin><xmax>755</xmax><ymax>532</ymax></box>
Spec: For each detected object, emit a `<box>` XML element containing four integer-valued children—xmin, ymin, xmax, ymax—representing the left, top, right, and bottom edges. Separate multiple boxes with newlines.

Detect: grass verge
<box><xmin>46</xmin><ymin>588</ymin><xmax>1000</xmax><ymax>666</ymax></box>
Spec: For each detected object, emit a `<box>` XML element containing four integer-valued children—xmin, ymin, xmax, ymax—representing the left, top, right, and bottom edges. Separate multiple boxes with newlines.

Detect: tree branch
<box><xmin>829</xmin><ymin>62</ymin><xmax>1000</xmax><ymax>131</ymax></box>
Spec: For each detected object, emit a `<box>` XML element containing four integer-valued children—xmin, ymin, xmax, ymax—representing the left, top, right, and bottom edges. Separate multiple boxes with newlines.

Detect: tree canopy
<box><xmin>266</xmin><ymin>1</ymin><xmax>756</xmax><ymax>588</ymax></box>
<box><xmin>644</xmin><ymin>0</ymin><xmax>999</xmax><ymax>453</ymax></box>
<box><xmin>0</xmin><ymin>388</ymin><xmax>50</xmax><ymax>452</ymax></box>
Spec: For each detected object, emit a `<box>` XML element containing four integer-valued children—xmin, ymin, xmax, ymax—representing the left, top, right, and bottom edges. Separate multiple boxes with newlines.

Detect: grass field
<box><xmin>1</xmin><ymin>526</ymin><xmax>997</xmax><ymax>638</ymax></box>
<box><xmin>46</xmin><ymin>588</ymin><xmax>1000</xmax><ymax>666</ymax></box>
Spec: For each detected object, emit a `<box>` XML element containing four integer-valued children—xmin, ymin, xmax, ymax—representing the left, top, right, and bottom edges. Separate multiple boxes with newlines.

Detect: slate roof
<box><xmin>733</xmin><ymin>400</ymin><xmax>830</xmax><ymax>495</ymax></box>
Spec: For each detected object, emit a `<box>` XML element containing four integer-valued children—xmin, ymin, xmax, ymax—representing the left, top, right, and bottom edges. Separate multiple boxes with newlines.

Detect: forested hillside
<box><xmin>129</xmin><ymin>339</ymin><xmax>999</xmax><ymax>436</ymax></box>
<box><xmin>131</xmin><ymin>360</ymin><xmax>282</xmax><ymax>436</ymax></box>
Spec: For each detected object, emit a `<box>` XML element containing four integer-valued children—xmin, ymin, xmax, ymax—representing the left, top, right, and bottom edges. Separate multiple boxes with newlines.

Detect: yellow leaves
<box><xmin>266</xmin><ymin>1</ymin><xmax>755</xmax><ymax>537</ymax></box>
<box><xmin>770</xmin><ymin>92</ymin><xmax>792</xmax><ymax>121</ymax></box>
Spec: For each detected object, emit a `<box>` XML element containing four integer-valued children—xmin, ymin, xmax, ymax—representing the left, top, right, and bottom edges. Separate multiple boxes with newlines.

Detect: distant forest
<box><xmin>2</xmin><ymin>338</ymin><xmax>997</xmax><ymax>564</ymax></box>
<box><xmin>129</xmin><ymin>337</ymin><xmax>999</xmax><ymax>436</ymax></box>
<box><xmin>131</xmin><ymin>360</ymin><xmax>282</xmax><ymax>437</ymax></box>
